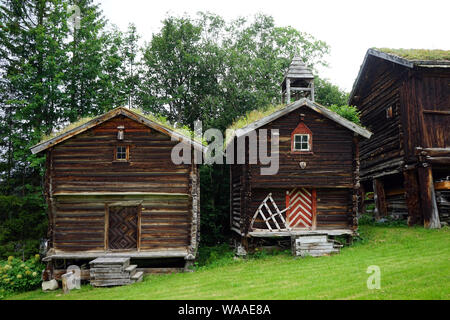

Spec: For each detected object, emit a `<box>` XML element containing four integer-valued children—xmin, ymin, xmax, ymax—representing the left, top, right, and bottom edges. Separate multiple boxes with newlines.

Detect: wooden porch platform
<box><xmin>246</xmin><ymin>228</ymin><xmax>356</xmax><ymax>238</ymax></box>
<box><xmin>43</xmin><ymin>249</ymin><xmax>189</xmax><ymax>262</ymax></box>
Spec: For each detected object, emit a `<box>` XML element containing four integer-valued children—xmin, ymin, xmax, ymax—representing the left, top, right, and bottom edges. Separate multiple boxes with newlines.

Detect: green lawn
<box><xmin>6</xmin><ymin>225</ymin><xmax>450</xmax><ymax>300</ymax></box>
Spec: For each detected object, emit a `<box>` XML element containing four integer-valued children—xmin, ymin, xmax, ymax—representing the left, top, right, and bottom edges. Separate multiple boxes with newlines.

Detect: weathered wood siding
<box><xmin>232</xmin><ymin>106</ymin><xmax>357</xmax><ymax>234</ymax></box>
<box><xmin>48</xmin><ymin>115</ymin><xmax>194</xmax><ymax>253</ymax></box>
<box><xmin>230</xmin><ymin>164</ymin><xmax>243</xmax><ymax>233</ymax></box>
<box><xmin>356</xmin><ymin>59</ymin><xmax>407</xmax><ymax>181</ymax></box>
<box><xmin>353</xmin><ymin>55</ymin><xmax>449</xmax><ymax>227</ymax></box>
<box><xmin>246</xmin><ymin>188</ymin><xmax>353</xmax><ymax>232</ymax></box>
<box><xmin>53</xmin><ymin>194</ymin><xmax>190</xmax><ymax>252</ymax></box>
<box><xmin>250</xmin><ymin>107</ymin><xmax>355</xmax><ymax>188</ymax></box>
<box><xmin>401</xmin><ymin>68</ymin><xmax>450</xmax><ymax>161</ymax></box>
<box><xmin>51</xmin><ymin>116</ymin><xmax>190</xmax><ymax>194</ymax></box>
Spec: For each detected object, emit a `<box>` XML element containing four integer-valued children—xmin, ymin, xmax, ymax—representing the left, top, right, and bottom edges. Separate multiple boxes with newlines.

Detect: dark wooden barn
<box><xmin>227</xmin><ymin>68</ymin><xmax>372</xmax><ymax>255</ymax></box>
<box><xmin>349</xmin><ymin>48</ymin><xmax>450</xmax><ymax>228</ymax></box>
<box><xmin>31</xmin><ymin>107</ymin><xmax>203</xmax><ymax>280</ymax></box>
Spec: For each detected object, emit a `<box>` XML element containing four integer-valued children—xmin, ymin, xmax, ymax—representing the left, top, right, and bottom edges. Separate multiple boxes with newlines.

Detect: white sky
<box><xmin>96</xmin><ymin>0</ymin><xmax>450</xmax><ymax>92</ymax></box>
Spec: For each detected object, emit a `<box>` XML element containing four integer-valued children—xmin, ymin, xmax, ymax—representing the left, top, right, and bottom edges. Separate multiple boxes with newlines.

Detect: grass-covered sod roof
<box><xmin>375</xmin><ymin>48</ymin><xmax>450</xmax><ymax>62</ymax></box>
<box><xmin>227</xmin><ymin>102</ymin><xmax>361</xmax><ymax>132</ymax></box>
<box><xmin>39</xmin><ymin>107</ymin><xmax>205</xmax><ymax>146</ymax></box>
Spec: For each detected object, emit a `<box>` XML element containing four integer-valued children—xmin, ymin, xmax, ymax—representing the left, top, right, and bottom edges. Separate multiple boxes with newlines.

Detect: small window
<box><xmin>115</xmin><ymin>146</ymin><xmax>129</xmax><ymax>161</ymax></box>
<box><xmin>293</xmin><ymin>134</ymin><xmax>310</xmax><ymax>151</ymax></box>
<box><xmin>386</xmin><ymin>106</ymin><xmax>393</xmax><ymax>119</ymax></box>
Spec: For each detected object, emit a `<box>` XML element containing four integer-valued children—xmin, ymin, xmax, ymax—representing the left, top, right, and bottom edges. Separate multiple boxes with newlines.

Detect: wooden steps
<box><xmin>89</xmin><ymin>257</ymin><xmax>144</xmax><ymax>287</ymax></box>
<box><xmin>291</xmin><ymin>235</ymin><xmax>342</xmax><ymax>257</ymax></box>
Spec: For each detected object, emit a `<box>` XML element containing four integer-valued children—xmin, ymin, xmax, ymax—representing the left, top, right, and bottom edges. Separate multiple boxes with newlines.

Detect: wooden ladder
<box><xmin>249</xmin><ymin>193</ymin><xmax>292</xmax><ymax>232</ymax></box>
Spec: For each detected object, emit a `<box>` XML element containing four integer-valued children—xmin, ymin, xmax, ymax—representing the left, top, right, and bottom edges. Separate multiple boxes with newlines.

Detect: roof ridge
<box><xmin>226</xmin><ymin>98</ymin><xmax>372</xmax><ymax>147</ymax></box>
<box><xmin>30</xmin><ymin>107</ymin><xmax>205</xmax><ymax>154</ymax></box>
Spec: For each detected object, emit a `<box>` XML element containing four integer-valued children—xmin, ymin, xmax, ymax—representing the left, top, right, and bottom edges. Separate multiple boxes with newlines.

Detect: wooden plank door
<box><xmin>108</xmin><ymin>206</ymin><xmax>138</xmax><ymax>250</ymax></box>
<box><xmin>286</xmin><ymin>188</ymin><xmax>316</xmax><ymax>229</ymax></box>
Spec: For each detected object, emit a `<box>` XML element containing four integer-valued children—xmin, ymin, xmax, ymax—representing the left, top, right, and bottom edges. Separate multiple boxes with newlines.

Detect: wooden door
<box><xmin>108</xmin><ymin>206</ymin><xmax>138</xmax><ymax>250</ymax></box>
<box><xmin>286</xmin><ymin>188</ymin><xmax>316</xmax><ymax>229</ymax></box>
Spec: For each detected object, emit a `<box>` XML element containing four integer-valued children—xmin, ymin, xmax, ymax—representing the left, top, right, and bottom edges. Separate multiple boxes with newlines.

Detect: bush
<box><xmin>0</xmin><ymin>193</ymin><xmax>47</xmax><ymax>259</ymax></box>
<box><xmin>328</xmin><ymin>104</ymin><xmax>361</xmax><ymax>125</ymax></box>
<box><xmin>358</xmin><ymin>213</ymin><xmax>407</xmax><ymax>227</ymax></box>
<box><xmin>0</xmin><ymin>254</ymin><xmax>45</xmax><ymax>299</ymax></box>
<box><xmin>196</xmin><ymin>244</ymin><xmax>235</xmax><ymax>268</ymax></box>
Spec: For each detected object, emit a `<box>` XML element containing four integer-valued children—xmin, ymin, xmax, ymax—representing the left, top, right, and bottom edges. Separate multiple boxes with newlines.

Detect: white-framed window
<box><xmin>293</xmin><ymin>134</ymin><xmax>310</xmax><ymax>151</ymax></box>
<box><xmin>115</xmin><ymin>145</ymin><xmax>129</xmax><ymax>161</ymax></box>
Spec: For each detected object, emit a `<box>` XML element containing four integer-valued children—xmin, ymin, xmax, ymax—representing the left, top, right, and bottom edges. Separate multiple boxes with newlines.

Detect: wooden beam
<box><xmin>417</xmin><ymin>165</ymin><xmax>441</xmax><ymax>229</ymax></box>
<box><xmin>290</xmin><ymin>87</ymin><xmax>312</xmax><ymax>91</ymax></box>
<box><xmin>43</xmin><ymin>250</ymin><xmax>188</xmax><ymax>262</ymax></box>
<box><xmin>373</xmin><ymin>179</ymin><xmax>387</xmax><ymax>220</ymax></box>
<box><xmin>286</xmin><ymin>78</ymin><xmax>291</xmax><ymax>104</ymax></box>
<box><xmin>248</xmin><ymin>229</ymin><xmax>355</xmax><ymax>237</ymax></box>
<box><xmin>403</xmin><ymin>170</ymin><xmax>422</xmax><ymax>226</ymax></box>
<box><xmin>435</xmin><ymin>181</ymin><xmax>450</xmax><ymax>190</ymax></box>
<box><xmin>358</xmin><ymin>184</ymin><xmax>366</xmax><ymax>215</ymax></box>
<box><xmin>426</xmin><ymin>157</ymin><xmax>450</xmax><ymax>165</ymax></box>
<box><xmin>416</xmin><ymin>147</ymin><xmax>450</xmax><ymax>157</ymax></box>
<box><xmin>422</xmin><ymin>110</ymin><xmax>450</xmax><ymax>115</ymax></box>
<box><xmin>187</xmin><ymin>160</ymin><xmax>200</xmax><ymax>259</ymax></box>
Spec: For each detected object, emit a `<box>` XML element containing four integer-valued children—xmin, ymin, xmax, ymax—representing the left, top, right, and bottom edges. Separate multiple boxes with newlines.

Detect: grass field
<box><xmin>6</xmin><ymin>225</ymin><xmax>450</xmax><ymax>300</ymax></box>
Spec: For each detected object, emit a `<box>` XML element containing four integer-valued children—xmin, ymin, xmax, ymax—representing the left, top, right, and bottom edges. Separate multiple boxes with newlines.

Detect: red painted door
<box><xmin>286</xmin><ymin>188</ymin><xmax>316</xmax><ymax>228</ymax></box>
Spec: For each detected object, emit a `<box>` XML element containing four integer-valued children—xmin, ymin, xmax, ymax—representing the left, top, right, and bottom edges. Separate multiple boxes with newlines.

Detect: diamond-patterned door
<box><xmin>108</xmin><ymin>206</ymin><xmax>138</xmax><ymax>250</ymax></box>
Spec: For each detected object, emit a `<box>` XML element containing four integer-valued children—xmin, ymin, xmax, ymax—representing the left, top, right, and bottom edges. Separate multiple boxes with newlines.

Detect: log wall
<box><xmin>51</xmin><ymin>116</ymin><xmax>191</xmax><ymax>194</ymax></box>
<box><xmin>401</xmin><ymin>68</ymin><xmax>450</xmax><ymax>161</ymax></box>
<box><xmin>48</xmin><ymin>115</ymin><xmax>196</xmax><ymax>253</ymax></box>
<box><xmin>357</xmin><ymin>60</ymin><xmax>407</xmax><ymax>180</ymax></box>
<box><xmin>246</xmin><ymin>188</ymin><xmax>353</xmax><ymax>232</ymax></box>
<box><xmin>249</xmin><ymin>107</ymin><xmax>355</xmax><ymax>188</ymax></box>
<box><xmin>230</xmin><ymin>106</ymin><xmax>358</xmax><ymax>235</ymax></box>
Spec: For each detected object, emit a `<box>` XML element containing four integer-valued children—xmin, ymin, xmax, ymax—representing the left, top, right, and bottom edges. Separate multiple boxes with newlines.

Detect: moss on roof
<box><xmin>375</xmin><ymin>48</ymin><xmax>450</xmax><ymax>61</ymax></box>
<box><xmin>227</xmin><ymin>102</ymin><xmax>362</xmax><ymax>132</ymax></box>
<box><xmin>40</xmin><ymin>116</ymin><xmax>95</xmax><ymax>143</ymax></box>
<box><xmin>39</xmin><ymin>107</ymin><xmax>205</xmax><ymax>145</ymax></box>
<box><xmin>225</xmin><ymin>101</ymin><xmax>363</xmax><ymax>146</ymax></box>
<box><xmin>227</xmin><ymin>104</ymin><xmax>286</xmax><ymax>133</ymax></box>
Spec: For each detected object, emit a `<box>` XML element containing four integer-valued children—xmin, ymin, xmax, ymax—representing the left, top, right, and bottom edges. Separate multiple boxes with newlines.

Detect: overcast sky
<box><xmin>96</xmin><ymin>0</ymin><xmax>450</xmax><ymax>92</ymax></box>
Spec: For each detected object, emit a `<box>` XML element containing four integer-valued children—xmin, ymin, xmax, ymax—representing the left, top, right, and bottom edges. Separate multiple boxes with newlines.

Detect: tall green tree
<box><xmin>314</xmin><ymin>77</ymin><xmax>349</xmax><ymax>107</ymax></box>
<box><xmin>137</xmin><ymin>13</ymin><xmax>330</xmax><ymax>245</ymax></box>
<box><xmin>0</xmin><ymin>0</ymin><xmax>135</xmax><ymax>256</ymax></box>
<box><xmin>0</xmin><ymin>0</ymin><xmax>69</xmax><ymax>192</ymax></box>
<box><xmin>63</xmin><ymin>0</ymin><xmax>108</xmax><ymax>120</ymax></box>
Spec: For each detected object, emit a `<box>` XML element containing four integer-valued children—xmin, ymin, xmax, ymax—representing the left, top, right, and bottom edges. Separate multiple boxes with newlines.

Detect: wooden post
<box><xmin>403</xmin><ymin>169</ymin><xmax>422</xmax><ymax>226</ymax></box>
<box><xmin>352</xmin><ymin>134</ymin><xmax>360</xmax><ymax>230</ymax></box>
<box><xmin>417</xmin><ymin>164</ymin><xmax>441</xmax><ymax>229</ymax></box>
<box><xmin>373</xmin><ymin>179</ymin><xmax>387</xmax><ymax>220</ymax></box>
<box><xmin>187</xmin><ymin>159</ymin><xmax>200</xmax><ymax>258</ymax></box>
<box><xmin>310</xmin><ymin>81</ymin><xmax>315</xmax><ymax>102</ymax></box>
<box><xmin>358</xmin><ymin>184</ymin><xmax>366</xmax><ymax>215</ymax></box>
<box><xmin>286</xmin><ymin>78</ymin><xmax>291</xmax><ymax>104</ymax></box>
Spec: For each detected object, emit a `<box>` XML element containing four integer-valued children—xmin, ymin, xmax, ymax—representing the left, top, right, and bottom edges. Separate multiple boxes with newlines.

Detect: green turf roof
<box><xmin>375</xmin><ymin>48</ymin><xmax>450</xmax><ymax>62</ymax></box>
<box><xmin>39</xmin><ymin>107</ymin><xmax>205</xmax><ymax>146</ymax></box>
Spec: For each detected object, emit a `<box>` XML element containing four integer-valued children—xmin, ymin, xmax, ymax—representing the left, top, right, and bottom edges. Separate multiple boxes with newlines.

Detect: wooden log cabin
<box><xmin>349</xmin><ymin>48</ymin><xmax>450</xmax><ymax>228</ymax></box>
<box><xmin>227</xmin><ymin>59</ymin><xmax>372</xmax><ymax>252</ymax></box>
<box><xmin>30</xmin><ymin>107</ymin><xmax>203</xmax><ymax>279</ymax></box>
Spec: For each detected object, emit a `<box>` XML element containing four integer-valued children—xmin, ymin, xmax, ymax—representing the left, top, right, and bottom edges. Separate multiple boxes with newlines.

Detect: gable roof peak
<box><xmin>228</xmin><ymin>98</ymin><xmax>372</xmax><ymax>145</ymax></box>
<box><xmin>30</xmin><ymin>107</ymin><xmax>205</xmax><ymax>154</ymax></box>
